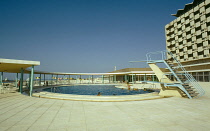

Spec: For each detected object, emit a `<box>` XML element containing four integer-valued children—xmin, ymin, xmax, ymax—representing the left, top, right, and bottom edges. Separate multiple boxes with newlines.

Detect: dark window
<box><xmin>185</xmin><ymin>16</ymin><xmax>189</xmax><ymax>20</ymax></box>
<box><xmin>187</xmin><ymin>38</ymin><xmax>191</xmax><ymax>42</ymax></box>
<box><xmin>197</xmin><ymin>43</ymin><xmax>203</xmax><ymax>47</ymax></box>
<box><xmin>207</xmin><ymin>22</ymin><xmax>210</xmax><ymax>26</ymax></box>
<box><xmin>188</xmin><ymin>54</ymin><xmax>193</xmax><ymax>57</ymax></box>
<box><xmin>195</xmin><ymin>18</ymin><xmax>200</xmax><ymax>23</ymax></box>
<box><xmin>198</xmin><ymin>51</ymin><xmax>204</xmax><ymax>55</ymax></box>
<box><xmin>187</xmin><ymin>46</ymin><xmax>192</xmax><ymax>50</ymax></box>
<box><xmin>196</xmin><ymin>34</ymin><xmax>202</xmax><ymax>39</ymax></box>
<box><xmin>178</xmin><ymin>27</ymin><xmax>182</xmax><ymax>31</ymax></box>
<box><xmin>205</xmin><ymin>3</ymin><xmax>210</xmax><ymax>9</ymax></box>
<box><xmin>195</xmin><ymin>26</ymin><xmax>201</xmax><ymax>31</ymax></box>
<box><xmin>204</xmin><ymin>76</ymin><xmax>209</xmax><ymax>82</ymax></box>
<box><xmin>186</xmin><ymin>31</ymin><xmax>191</xmax><ymax>35</ymax></box>
<box><xmin>194</xmin><ymin>11</ymin><xmax>199</xmax><ymax>16</ymax></box>
<box><xmin>186</xmin><ymin>23</ymin><xmax>190</xmax><ymax>28</ymax></box>
<box><xmin>206</xmin><ymin>12</ymin><xmax>210</xmax><ymax>18</ymax></box>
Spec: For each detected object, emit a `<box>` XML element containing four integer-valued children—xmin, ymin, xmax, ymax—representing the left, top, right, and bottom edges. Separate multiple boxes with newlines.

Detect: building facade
<box><xmin>109</xmin><ymin>68</ymin><xmax>165</xmax><ymax>82</ymax></box>
<box><xmin>165</xmin><ymin>0</ymin><xmax>210</xmax><ymax>82</ymax></box>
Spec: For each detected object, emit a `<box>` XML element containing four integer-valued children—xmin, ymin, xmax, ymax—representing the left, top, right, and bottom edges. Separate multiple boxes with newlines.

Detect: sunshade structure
<box><xmin>0</xmin><ymin>58</ymin><xmax>40</xmax><ymax>96</ymax></box>
<box><xmin>0</xmin><ymin>58</ymin><xmax>158</xmax><ymax>96</ymax></box>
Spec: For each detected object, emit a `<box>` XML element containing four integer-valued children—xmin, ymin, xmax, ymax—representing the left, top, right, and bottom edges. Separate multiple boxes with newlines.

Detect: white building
<box><xmin>165</xmin><ymin>0</ymin><xmax>210</xmax><ymax>82</ymax></box>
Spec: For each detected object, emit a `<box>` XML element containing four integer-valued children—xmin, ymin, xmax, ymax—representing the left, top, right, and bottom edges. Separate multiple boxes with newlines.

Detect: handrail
<box><xmin>166</xmin><ymin>51</ymin><xmax>205</xmax><ymax>97</ymax></box>
<box><xmin>147</xmin><ymin>50</ymin><xmax>205</xmax><ymax>98</ymax></box>
<box><xmin>146</xmin><ymin>50</ymin><xmax>167</xmax><ymax>62</ymax></box>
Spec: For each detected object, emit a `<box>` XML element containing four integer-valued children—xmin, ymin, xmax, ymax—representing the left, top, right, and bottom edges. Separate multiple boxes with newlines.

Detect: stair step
<box><xmin>186</xmin><ymin>88</ymin><xmax>194</xmax><ymax>91</ymax></box>
<box><xmin>182</xmin><ymin>83</ymin><xmax>190</xmax><ymax>85</ymax></box>
<box><xmin>188</xmin><ymin>91</ymin><xmax>196</xmax><ymax>94</ymax></box>
<box><xmin>183</xmin><ymin>86</ymin><xmax>193</xmax><ymax>89</ymax></box>
<box><xmin>190</xmin><ymin>93</ymin><xmax>199</xmax><ymax>97</ymax></box>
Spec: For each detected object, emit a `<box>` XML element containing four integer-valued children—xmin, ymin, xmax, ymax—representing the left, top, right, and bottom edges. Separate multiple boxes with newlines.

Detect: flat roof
<box><xmin>172</xmin><ymin>0</ymin><xmax>204</xmax><ymax>17</ymax></box>
<box><xmin>29</xmin><ymin>70</ymin><xmax>155</xmax><ymax>76</ymax></box>
<box><xmin>0</xmin><ymin>58</ymin><xmax>40</xmax><ymax>73</ymax></box>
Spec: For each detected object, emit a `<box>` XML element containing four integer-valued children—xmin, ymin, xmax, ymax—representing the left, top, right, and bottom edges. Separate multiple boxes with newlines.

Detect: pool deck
<box><xmin>0</xmin><ymin>82</ymin><xmax>210</xmax><ymax>131</ymax></box>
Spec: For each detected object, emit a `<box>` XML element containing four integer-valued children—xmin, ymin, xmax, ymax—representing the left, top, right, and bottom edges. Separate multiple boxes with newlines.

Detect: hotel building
<box><xmin>165</xmin><ymin>0</ymin><xmax>210</xmax><ymax>82</ymax></box>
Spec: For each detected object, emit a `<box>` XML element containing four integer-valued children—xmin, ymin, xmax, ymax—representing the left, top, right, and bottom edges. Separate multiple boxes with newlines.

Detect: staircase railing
<box><xmin>167</xmin><ymin>51</ymin><xmax>205</xmax><ymax>97</ymax></box>
<box><xmin>146</xmin><ymin>50</ymin><xmax>205</xmax><ymax>98</ymax></box>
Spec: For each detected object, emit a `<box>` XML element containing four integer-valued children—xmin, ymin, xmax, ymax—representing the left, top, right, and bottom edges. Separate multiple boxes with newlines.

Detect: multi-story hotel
<box><xmin>165</xmin><ymin>0</ymin><xmax>210</xmax><ymax>82</ymax></box>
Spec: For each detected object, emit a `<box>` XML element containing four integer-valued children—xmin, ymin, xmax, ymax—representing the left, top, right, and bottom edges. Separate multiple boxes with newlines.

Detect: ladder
<box><xmin>146</xmin><ymin>50</ymin><xmax>205</xmax><ymax>99</ymax></box>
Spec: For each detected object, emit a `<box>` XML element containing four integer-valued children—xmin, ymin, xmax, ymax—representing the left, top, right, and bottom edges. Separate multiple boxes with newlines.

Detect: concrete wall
<box><xmin>165</xmin><ymin>0</ymin><xmax>210</xmax><ymax>63</ymax></box>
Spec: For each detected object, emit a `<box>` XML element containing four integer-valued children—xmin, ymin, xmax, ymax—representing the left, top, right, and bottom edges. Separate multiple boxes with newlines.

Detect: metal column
<box><xmin>102</xmin><ymin>75</ymin><xmax>104</xmax><ymax>84</ymax></box>
<box><xmin>20</xmin><ymin>68</ymin><xmax>24</xmax><ymax>93</ymax></box>
<box><xmin>39</xmin><ymin>74</ymin><xmax>41</xmax><ymax>86</ymax></box>
<box><xmin>43</xmin><ymin>74</ymin><xmax>45</xmax><ymax>86</ymax></box>
<box><xmin>16</xmin><ymin>73</ymin><xmax>18</xmax><ymax>88</ymax></box>
<box><xmin>28</xmin><ymin>73</ymin><xmax>31</xmax><ymax>89</ymax></box>
<box><xmin>51</xmin><ymin>74</ymin><xmax>53</xmax><ymax>85</ymax></box>
<box><xmin>144</xmin><ymin>74</ymin><xmax>146</xmax><ymax>81</ymax></box>
<box><xmin>29</xmin><ymin>65</ymin><xmax>34</xmax><ymax>97</ymax></box>
<box><xmin>69</xmin><ymin>75</ymin><xmax>70</xmax><ymax>84</ymax></box>
<box><xmin>80</xmin><ymin>75</ymin><xmax>81</xmax><ymax>84</ymax></box>
<box><xmin>124</xmin><ymin>75</ymin><xmax>127</xmax><ymax>82</ymax></box>
<box><xmin>56</xmin><ymin>75</ymin><xmax>58</xmax><ymax>85</ymax></box>
<box><xmin>132</xmin><ymin>74</ymin><xmax>134</xmax><ymax>84</ymax></box>
<box><xmin>114</xmin><ymin>75</ymin><xmax>116</xmax><ymax>83</ymax></box>
<box><xmin>0</xmin><ymin>72</ymin><xmax>3</xmax><ymax>85</ymax></box>
<box><xmin>89</xmin><ymin>76</ymin><xmax>91</xmax><ymax>84</ymax></box>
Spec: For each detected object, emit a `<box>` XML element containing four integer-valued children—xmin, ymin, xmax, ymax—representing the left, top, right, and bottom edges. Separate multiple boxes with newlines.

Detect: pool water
<box><xmin>43</xmin><ymin>85</ymin><xmax>154</xmax><ymax>96</ymax></box>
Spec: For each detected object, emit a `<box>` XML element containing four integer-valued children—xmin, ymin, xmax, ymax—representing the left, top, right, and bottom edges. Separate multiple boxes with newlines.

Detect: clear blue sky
<box><xmin>0</xmin><ymin>0</ymin><xmax>193</xmax><ymax>73</ymax></box>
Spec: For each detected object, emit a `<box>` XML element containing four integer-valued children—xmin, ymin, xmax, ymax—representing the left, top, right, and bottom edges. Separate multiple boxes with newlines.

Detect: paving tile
<box><xmin>6</xmin><ymin>125</ymin><xmax>30</xmax><ymax>131</ymax></box>
<box><xmin>0</xmin><ymin>83</ymin><xmax>210</xmax><ymax>131</ymax></box>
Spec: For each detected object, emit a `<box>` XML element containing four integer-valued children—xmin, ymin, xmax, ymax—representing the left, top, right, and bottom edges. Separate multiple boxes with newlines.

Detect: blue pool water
<box><xmin>43</xmin><ymin>85</ymin><xmax>154</xmax><ymax>96</ymax></box>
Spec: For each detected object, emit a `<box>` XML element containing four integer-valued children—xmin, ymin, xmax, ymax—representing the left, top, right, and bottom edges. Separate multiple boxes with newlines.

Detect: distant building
<box><xmin>109</xmin><ymin>68</ymin><xmax>166</xmax><ymax>82</ymax></box>
<box><xmin>165</xmin><ymin>0</ymin><xmax>210</xmax><ymax>82</ymax></box>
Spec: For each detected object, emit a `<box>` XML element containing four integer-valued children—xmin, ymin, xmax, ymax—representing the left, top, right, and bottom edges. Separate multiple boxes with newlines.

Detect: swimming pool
<box><xmin>43</xmin><ymin>85</ymin><xmax>154</xmax><ymax>96</ymax></box>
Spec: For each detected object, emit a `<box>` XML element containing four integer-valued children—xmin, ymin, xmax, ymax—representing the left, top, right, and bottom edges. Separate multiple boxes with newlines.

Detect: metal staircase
<box><xmin>146</xmin><ymin>50</ymin><xmax>205</xmax><ymax>99</ymax></box>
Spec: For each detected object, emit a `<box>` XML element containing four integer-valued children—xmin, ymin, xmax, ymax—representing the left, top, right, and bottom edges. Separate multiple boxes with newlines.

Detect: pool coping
<box><xmin>32</xmin><ymin>84</ymin><xmax>164</xmax><ymax>102</ymax></box>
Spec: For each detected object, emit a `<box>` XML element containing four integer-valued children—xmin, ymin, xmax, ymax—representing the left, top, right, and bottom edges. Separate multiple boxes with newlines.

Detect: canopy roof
<box><xmin>0</xmin><ymin>58</ymin><xmax>155</xmax><ymax>75</ymax></box>
<box><xmin>0</xmin><ymin>58</ymin><xmax>40</xmax><ymax>73</ymax></box>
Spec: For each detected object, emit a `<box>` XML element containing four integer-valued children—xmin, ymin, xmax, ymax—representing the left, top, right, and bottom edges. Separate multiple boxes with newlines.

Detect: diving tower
<box><xmin>131</xmin><ymin>51</ymin><xmax>205</xmax><ymax>99</ymax></box>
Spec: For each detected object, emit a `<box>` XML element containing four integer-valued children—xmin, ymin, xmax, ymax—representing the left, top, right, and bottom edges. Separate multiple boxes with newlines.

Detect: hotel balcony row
<box><xmin>166</xmin><ymin>2</ymin><xmax>210</xmax><ymax>31</ymax></box>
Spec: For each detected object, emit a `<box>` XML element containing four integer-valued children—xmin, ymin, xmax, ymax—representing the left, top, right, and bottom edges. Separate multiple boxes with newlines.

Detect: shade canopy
<box><xmin>0</xmin><ymin>58</ymin><xmax>40</xmax><ymax>73</ymax></box>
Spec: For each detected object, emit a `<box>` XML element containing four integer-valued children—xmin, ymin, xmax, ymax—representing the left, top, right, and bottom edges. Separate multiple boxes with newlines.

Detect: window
<box><xmin>198</xmin><ymin>51</ymin><xmax>204</xmax><ymax>55</ymax></box>
<box><xmin>204</xmin><ymin>72</ymin><xmax>210</xmax><ymax>82</ymax></box>
<box><xmin>177</xmin><ymin>20</ymin><xmax>181</xmax><ymax>25</ymax></box>
<box><xmin>195</xmin><ymin>26</ymin><xmax>201</xmax><ymax>31</ymax></box>
<box><xmin>195</xmin><ymin>18</ymin><xmax>200</xmax><ymax>23</ymax></box>
<box><xmin>196</xmin><ymin>34</ymin><xmax>202</xmax><ymax>39</ymax></box>
<box><xmin>187</xmin><ymin>46</ymin><xmax>192</xmax><ymax>50</ymax></box>
<box><xmin>188</xmin><ymin>54</ymin><xmax>193</xmax><ymax>57</ymax></box>
<box><xmin>194</xmin><ymin>10</ymin><xmax>199</xmax><ymax>16</ymax></box>
<box><xmin>197</xmin><ymin>42</ymin><xmax>203</xmax><ymax>47</ymax></box>
<box><xmin>207</xmin><ymin>22</ymin><xmax>210</xmax><ymax>27</ymax></box>
<box><xmin>198</xmin><ymin>72</ymin><xmax>204</xmax><ymax>82</ymax></box>
<box><xmin>187</xmin><ymin>38</ymin><xmax>191</xmax><ymax>42</ymax></box>
<box><xmin>205</xmin><ymin>3</ymin><xmax>210</xmax><ymax>9</ymax></box>
<box><xmin>186</xmin><ymin>30</ymin><xmax>191</xmax><ymax>35</ymax></box>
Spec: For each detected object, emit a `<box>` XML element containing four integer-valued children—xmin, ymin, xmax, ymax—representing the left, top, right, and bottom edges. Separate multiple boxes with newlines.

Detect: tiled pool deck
<box><xmin>0</xmin><ymin>82</ymin><xmax>210</xmax><ymax>131</ymax></box>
